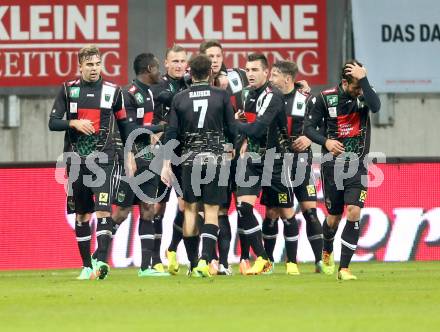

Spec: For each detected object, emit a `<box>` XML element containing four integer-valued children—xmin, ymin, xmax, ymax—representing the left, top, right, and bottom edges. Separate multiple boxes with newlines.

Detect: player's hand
<box><xmin>296</xmin><ymin>80</ymin><xmax>311</xmax><ymax>93</ymax></box>
<box><xmin>218</xmin><ymin>74</ymin><xmax>229</xmax><ymax>90</ymax></box>
<box><xmin>125</xmin><ymin>152</ymin><xmax>137</xmax><ymax>177</ymax></box>
<box><xmin>70</xmin><ymin>119</ymin><xmax>95</xmax><ymax>135</ymax></box>
<box><xmin>325</xmin><ymin>139</ymin><xmax>345</xmax><ymax>156</ymax></box>
<box><xmin>235</xmin><ymin>110</ymin><xmax>247</xmax><ymax>122</ymax></box>
<box><xmin>292</xmin><ymin>136</ymin><xmax>312</xmax><ymax>152</ymax></box>
<box><xmin>161</xmin><ymin>165</ymin><xmax>173</xmax><ymax>187</ymax></box>
<box><xmin>240</xmin><ymin>139</ymin><xmax>248</xmax><ymax>157</ymax></box>
<box><xmin>344</xmin><ymin>63</ymin><xmax>367</xmax><ymax>80</ymax></box>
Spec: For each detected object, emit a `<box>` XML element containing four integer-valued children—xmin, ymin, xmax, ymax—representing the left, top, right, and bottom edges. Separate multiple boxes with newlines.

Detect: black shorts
<box><xmin>321</xmin><ymin>162</ymin><xmax>368</xmax><ymax>215</ymax></box>
<box><xmin>114</xmin><ymin>164</ymin><xmax>160</xmax><ymax>207</ymax></box>
<box><xmin>260</xmin><ymin>159</ymin><xmax>295</xmax><ymax>208</ymax></box>
<box><xmin>235</xmin><ymin>154</ymin><xmax>264</xmax><ymax>197</ymax></box>
<box><xmin>181</xmin><ymin>162</ymin><xmax>227</xmax><ymax>205</ymax></box>
<box><xmin>292</xmin><ymin>152</ymin><xmax>317</xmax><ymax>203</ymax></box>
<box><xmin>66</xmin><ymin>162</ymin><xmax>119</xmax><ymax>214</ymax></box>
<box><xmin>221</xmin><ymin>157</ymin><xmax>237</xmax><ymax>210</ymax></box>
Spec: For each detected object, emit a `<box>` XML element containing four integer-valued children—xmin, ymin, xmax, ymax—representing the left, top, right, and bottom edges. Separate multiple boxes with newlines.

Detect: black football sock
<box><xmin>183</xmin><ymin>236</ymin><xmax>200</xmax><ymax>270</ymax></box>
<box><xmin>92</xmin><ymin>220</ymin><xmax>120</xmax><ymax>261</ymax></box>
<box><xmin>152</xmin><ymin>214</ymin><xmax>163</xmax><ymax>266</ymax></box>
<box><xmin>237</xmin><ymin>202</ymin><xmax>268</xmax><ymax>259</ymax></box>
<box><xmin>262</xmin><ymin>217</ymin><xmax>278</xmax><ymax>262</ymax></box>
<box><xmin>168</xmin><ymin>210</ymin><xmax>184</xmax><ymax>252</ymax></box>
<box><xmin>340</xmin><ymin>220</ymin><xmax>360</xmax><ymax>269</ymax></box>
<box><xmin>200</xmin><ymin>224</ymin><xmax>219</xmax><ymax>262</ymax></box>
<box><xmin>323</xmin><ymin>218</ymin><xmax>337</xmax><ymax>254</ymax></box>
<box><xmin>237</xmin><ymin>217</ymin><xmax>250</xmax><ymax>260</ymax></box>
<box><xmin>218</xmin><ymin>215</ymin><xmax>231</xmax><ymax>268</ymax></box>
<box><xmin>303</xmin><ymin>208</ymin><xmax>323</xmax><ymax>263</ymax></box>
<box><xmin>96</xmin><ymin>217</ymin><xmax>113</xmax><ymax>263</ymax></box>
<box><xmin>139</xmin><ymin>218</ymin><xmax>154</xmax><ymax>270</ymax></box>
<box><xmin>283</xmin><ymin>216</ymin><xmax>299</xmax><ymax>263</ymax></box>
<box><xmin>75</xmin><ymin>221</ymin><xmax>92</xmax><ymax>268</ymax></box>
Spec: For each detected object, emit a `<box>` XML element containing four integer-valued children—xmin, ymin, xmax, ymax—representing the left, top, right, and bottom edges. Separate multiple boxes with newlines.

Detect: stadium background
<box><xmin>0</xmin><ymin>0</ymin><xmax>439</xmax><ymax>269</ymax></box>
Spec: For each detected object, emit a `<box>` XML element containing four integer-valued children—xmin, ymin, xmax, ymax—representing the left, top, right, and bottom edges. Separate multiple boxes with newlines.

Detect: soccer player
<box><xmin>234</xmin><ymin>53</ymin><xmax>290</xmax><ymax>275</ymax></box>
<box><xmin>263</xmin><ymin>60</ymin><xmax>324</xmax><ymax>274</ymax></box>
<box><xmin>112</xmin><ymin>53</ymin><xmax>170</xmax><ymax>277</ymax></box>
<box><xmin>161</xmin><ymin>54</ymin><xmax>237</xmax><ymax>277</ymax></box>
<box><xmin>150</xmin><ymin>45</ymin><xmax>191</xmax><ymax>274</ymax></box>
<box><xmin>199</xmin><ymin>40</ymin><xmax>249</xmax><ymax>275</ymax></box>
<box><xmin>304</xmin><ymin>60</ymin><xmax>381</xmax><ymax>280</ymax></box>
<box><xmin>48</xmin><ymin>45</ymin><xmax>130</xmax><ymax>280</ymax></box>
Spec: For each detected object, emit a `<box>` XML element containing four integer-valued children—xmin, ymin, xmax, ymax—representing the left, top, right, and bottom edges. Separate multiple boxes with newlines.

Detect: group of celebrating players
<box><xmin>49</xmin><ymin>40</ymin><xmax>380</xmax><ymax>281</ymax></box>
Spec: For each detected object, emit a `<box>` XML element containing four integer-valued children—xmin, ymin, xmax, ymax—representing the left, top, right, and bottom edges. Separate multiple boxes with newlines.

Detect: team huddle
<box><xmin>49</xmin><ymin>41</ymin><xmax>380</xmax><ymax>281</ymax></box>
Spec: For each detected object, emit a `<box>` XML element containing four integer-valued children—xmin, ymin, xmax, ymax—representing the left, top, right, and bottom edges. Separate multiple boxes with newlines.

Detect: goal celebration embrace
<box><xmin>49</xmin><ymin>42</ymin><xmax>380</xmax><ymax>281</ymax></box>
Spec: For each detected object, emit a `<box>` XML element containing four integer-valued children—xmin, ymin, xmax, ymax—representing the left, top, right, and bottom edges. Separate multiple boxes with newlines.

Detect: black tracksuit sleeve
<box><xmin>304</xmin><ymin>94</ymin><xmax>327</xmax><ymax>146</ymax></box>
<box><xmin>48</xmin><ymin>85</ymin><xmax>69</xmax><ymax>131</ymax></box>
<box><xmin>164</xmin><ymin>99</ymin><xmax>178</xmax><ymax>143</ymax></box>
<box><xmin>223</xmin><ymin>92</ymin><xmax>238</xmax><ymax>142</ymax></box>
<box><xmin>359</xmin><ymin>77</ymin><xmax>381</xmax><ymax>113</ymax></box>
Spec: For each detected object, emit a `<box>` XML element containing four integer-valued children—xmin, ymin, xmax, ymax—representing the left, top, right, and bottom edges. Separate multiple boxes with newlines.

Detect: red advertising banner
<box><xmin>0</xmin><ymin>0</ymin><xmax>128</xmax><ymax>87</ymax></box>
<box><xmin>167</xmin><ymin>0</ymin><xmax>328</xmax><ymax>85</ymax></box>
<box><xmin>0</xmin><ymin>163</ymin><xmax>439</xmax><ymax>270</ymax></box>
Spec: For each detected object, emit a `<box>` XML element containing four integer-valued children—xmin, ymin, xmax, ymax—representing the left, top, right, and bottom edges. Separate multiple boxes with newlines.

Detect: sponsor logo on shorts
<box><xmin>117</xmin><ymin>190</ymin><xmax>126</xmax><ymax>203</ymax></box>
<box><xmin>69</xmin><ymin>87</ymin><xmax>80</xmax><ymax>98</ymax></box>
<box><xmin>98</xmin><ymin>192</ymin><xmax>109</xmax><ymax>204</ymax></box>
<box><xmin>67</xmin><ymin>197</ymin><xmax>75</xmax><ymax>211</ymax></box>
<box><xmin>325</xmin><ymin>197</ymin><xmax>332</xmax><ymax>210</ymax></box>
<box><xmin>278</xmin><ymin>193</ymin><xmax>288</xmax><ymax>203</ymax></box>
<box><xmin>359</xmin><ymin>190</ymin><xmax>367</xmax><ymax>203</ymax></box>
<box><xmin>307</xmin><ymin>185</ymin><xmax>316</xmax><ymax>196</ymax></box>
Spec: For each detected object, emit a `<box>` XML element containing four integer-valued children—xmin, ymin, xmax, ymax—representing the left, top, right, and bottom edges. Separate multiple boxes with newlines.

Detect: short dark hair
<box><xmin>199</xmin><ymin>40</ymin><xmax>223</xmax><ymax>54</ymax></box>
<box><xmin>247</xmin><ymin>53</ymin><xmax>268</xmax><ymax>69</ymax></box>
<box><xmin>342</xmin><ymin>59</ymin><xmax>363</xmax><ymax>83</ymax></box>
<box><xmin>78</xmin><ymin>44</ymin><xmax>100</xmax><ymax>64</ymax></box>
<box><xmin>189</xmin><ymin>54</ymin><xmax>212</xmax><ymax>81</ymax></box>
<box><xmin>272</xmin><ymin>60</ymin><xmax>298</xmax><ymax>79</ymax></box>
<box><xmin>165</xmin><ymin>44</ymin><xmax>186</xmax><ymax>59</ymax></box>
<box><xmin>133</xmin><ymin>53</ymin><xmax>157</xmax><ymax>75</ymax></box>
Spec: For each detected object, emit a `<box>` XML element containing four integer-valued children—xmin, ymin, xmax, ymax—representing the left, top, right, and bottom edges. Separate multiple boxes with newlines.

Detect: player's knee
<box><xmin>303</xmin><ymin>208</ymin><xmax>320</xmax><ymax>224</ymax></box>
<box><xmin>140</xmin><ymin>205</ymin><xmax>154</xmax><ymax>221</ymax></box>
<box><xmin>112</xmin><ymin>207</ymin><xmax>130</xmax><ymax>224</ymax></box>
<box><xmin>327</xmin><ymin>214</ymin><xmax>342</xmax><ymax>228</ymax></box>
<box><xmin>96</xmin><ymin>211</ymin><xmax>111</xmax><ymax>219</ymax></box>
<box><xmin>346</xmin><ymin>205</ymin><xmax>361</xmax><ymax>220</ymax></box>
<box><xmin>265</xmin><ymin>207</ymin><xmax>279</xmax><ymax>220</ymax></box>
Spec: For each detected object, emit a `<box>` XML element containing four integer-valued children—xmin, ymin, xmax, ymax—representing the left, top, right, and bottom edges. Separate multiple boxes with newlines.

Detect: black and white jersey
<box><xmin>238</xmin><ymin>82</ymin><xmax>286</xmax><ymax>154</ymax></box>
<box><xmin>166</xmin><ymin>82</ymin><xmax>237</xmax><ymax>158</ymax></box>
<box><xmin>49</xmin><ymin>77</ymin><xmax>127</xmax><ymax>163</ymax></box>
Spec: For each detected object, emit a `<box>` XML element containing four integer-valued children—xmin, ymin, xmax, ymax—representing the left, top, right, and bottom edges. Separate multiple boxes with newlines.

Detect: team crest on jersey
<box><xmin>307</xmin><ymin>185</ymin><xmax>316</xmax><ymax>196</ymax></box>
<box><xmin>278</xmin><ymin>193</ymin><xmax>288</xmax><ymax>203</ymax></box>
<box><xmin>359</xmin><ymin>190</ymin><xmax>367</xmax><ymax>202</ymax></box>
<box><xmin>104</xmin><ymin>94</ymin><xmax>111</xmax><ymax>102</ymax></box>
<box><xmin>69</xmin><ymin>87</ymin><xmax>80</xmax><ymax>98</ymax></box>
<box><xmin>98</xmin><ymin>192</ymin><xmax>109</xmax><ymax>204</ymax></box>
<box><xmin>135</xmin><ymin>92</ymin><xmax>144</xmax><ymax>104</ymax></box>
<box><xmin>326</xmin><ymin>95</ymin><xmax>338</xmax><ymax>107</ymax></box>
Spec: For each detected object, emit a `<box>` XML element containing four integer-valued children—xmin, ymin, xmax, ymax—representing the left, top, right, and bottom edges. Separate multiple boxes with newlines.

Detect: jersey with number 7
<box><xmin>167</xmin><ymin>83</ymin><xmax>237</xmax><ymax>157</ymax></box>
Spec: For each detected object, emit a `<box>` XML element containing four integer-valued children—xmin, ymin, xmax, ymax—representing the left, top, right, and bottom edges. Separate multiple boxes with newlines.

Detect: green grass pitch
<box><xmin>1</xmin><ymin>262</ymin><xmax>439</xmax><ymax>332</ymax></box>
